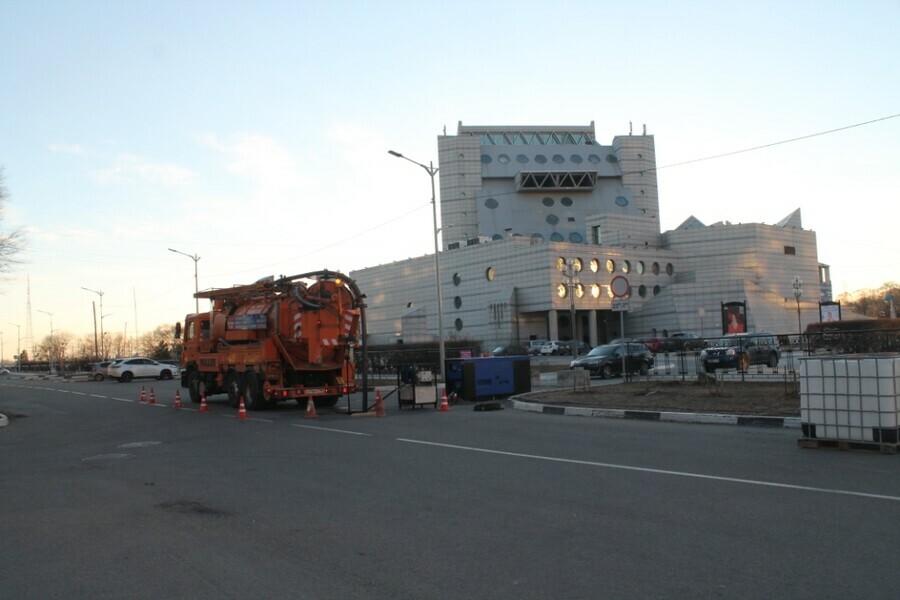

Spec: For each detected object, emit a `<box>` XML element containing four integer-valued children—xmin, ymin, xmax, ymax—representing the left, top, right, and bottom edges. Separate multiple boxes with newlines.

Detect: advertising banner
<box><xmin>721</xmin><ymin>301</ymin><xmax>747</xmax><ymax>334</ymax></box>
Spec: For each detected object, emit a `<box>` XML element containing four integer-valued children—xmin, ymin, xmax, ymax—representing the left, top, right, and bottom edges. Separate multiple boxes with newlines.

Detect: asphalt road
<box><xmin>1</xmin><ymin>377</ymin><xmax>898</xmax><ymax>599</ymax></box>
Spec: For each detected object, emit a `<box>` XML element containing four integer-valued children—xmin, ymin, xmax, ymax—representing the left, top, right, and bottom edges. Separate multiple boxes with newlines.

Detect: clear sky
<box><xmin>1</xmin><ymin>0</ymin><xmax>898</xmax><ymax>356</ymax></box>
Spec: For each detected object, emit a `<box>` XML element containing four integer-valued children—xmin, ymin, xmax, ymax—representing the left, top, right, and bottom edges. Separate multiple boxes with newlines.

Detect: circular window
<box><xmin>638</xmin><ymin>285</ymin><xmax>647</xmax><ymax>298</ymax></box>
<box><xmin>542</xmin><ymin>197</ymin><xmax>554</xmax><ymax>207</ymax></box>
<box><xmin>556</xmin><ymin>257</ymin><xmax>566</xmax><ymax>271</ymax></box>
<box><xmin>485</xmin><ymin>267</ymin><xmax>495</xmax><ymax>281</ymax></box>
<box><xmin>452</xmin><ymin>273</ymin><xmax>461</xmax><ymax>286</ymax></box>
<box><xmin>575</xmin><ymin>283</ymin><xmax>585</xmax><ymax>298</ymax></box>
<box><xmin>531</xmin><ymin>233</ymin><xmax>545</xmax><ymax>243</ymax></box>
<box><xmin>453</xmin><ymin>296</ymin><xmax>462</xmax><ymax>309</ymax></box>
<box><xmin>516</xmin><ymin>154</ymin><xmax>529</xmax><ymax>164</ymax></box>
<box><xmin>572</xmin><ymin>258</ymin><xmax>583</xmax><ymax>272</ymax></box>
<box><xmin>552</xmin><ymin>154</ymin><xmax>565</xmax><ymax>164</ymax></box>
<box><xmin>666</xmin><ymin>263</ymin><xmax>674</xmax><ymax>276</ymax></box>
<box><xmin>652</xmin><ymin>262</ymin><xmax>660</xmax><ymax>275</ymax></box>
<box><xmin>622</xmin><ymin>260</ymin><xmax>630</xmax><ymax>274</ymax></box>
<box><xmin>535</xmin><ymin>154</ymin><xmax>547</xmax><ymax>164</ymax></box>
<box><xmin>560</xmin><ymin>196</ymin><xmax>573</xmax><ymax>207</ymax></box>
<box><xmin>485</xmin><ymin>198</ymin><xmax>499</xmax><ymax>209</ymax></box>
<box><xmin>653</xmin><ymin>285</ymin><xmax>661</xmax><ymax>296</ymax></box>
<box><xmin>588</xmin><ymin>154</ymin><xmax>601</xmax><ymax>164</ymax></box>
<box><xmin>492</xmin><ymin>233</ymin><xmax>503</xmax><ymax>240</ymax></box>
<box><xmin>498</xmin><ymin>154</ymin><xmax>510</xmax><ymax>164</ymax></box>
<box><xmin>557</xmin><ymin>283</ymin><xmax>568</xmax><ymax>298</ymax></box>
<box><xmin>591</xmin><ymin>283</ymin><xmax>601</xmax><ymax>298</ymax></box>
<box><xmin>606</xmin><ymin>154</ymin><xmax>619</xmax><ymax>163</ymax></box>
<box><xmin>590</xmin><ymin>258</ymin><xmax>600</xmax><ymax>273</ymax></box>
<box><xmin>480</xmin><ymin>154</ymin><xmax>492</xmax><ymax>164</ymax></box>
<box><xmin>454</xmin><ymin>318</ymin><xmax>463</xmax><ymax>332</ymax></box>
<box><xmin>546</xmin><ymin>214</ymin><xmax>560</xmax><ymax>225</ymax></box>
<box><xmin>636</xmin><ymin>261</ymin><xmax>645</xmax><ymax>275</ymax></box>
<box><xmin>615</xmin><ymin>196</ymin><xmax>629</xmax><ymax>207</ymax></box>
<box><xmin>550</xmin><ymin>232</ymin><xmax>564</xmax><ymax>241</ymax></box>
<box><xmin>569</xmin><ymin>232</ymin><xmax>584</xmax><ymax>243</ymax></box>
<box><xmin>570</xmin><ymin>154</ymin><xmax>583</xmax><ymax>164</ymax></box>
<box><xmin>606</xmin><ymin>259</ymin><xmax>615</xmax><ymax>273</ymax></box>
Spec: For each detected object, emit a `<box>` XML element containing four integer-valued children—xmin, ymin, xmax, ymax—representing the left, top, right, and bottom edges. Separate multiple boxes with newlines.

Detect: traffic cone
<box><xmin>199</xmin><ymin>393</ymin><xmax>209</xmax><ymax>413</ymax></box>
<box><xmin>148</xmin><ymin>387</ymin><xmax>156</xmax><ymax>405</ymax></box>
<box><xmin>439</xmin><ymin>389</ymin><xmax>451</xmax><ymax>412</ymax></box>
<box><xmin>140</xmin><ymin>386</ymin><xmax>146</xmax><ymax>403</ymax></box>
<box><xmin>374</xmin><ymin>389</ymin><xmax>385</xmax><ymax>417</ymax></box>
<box><xmin>173</xmin><ymin>390</ymin><xmax>183</xmax><ymax>409</ymax></box>
<box><xmin>304</xmin><ymin>398</ymin><xmax>317</xmax><ymax>419</ymax></box>
<box><xmin>237</xmin><ymin>396</ymin><xmax>248</xmax><ymax>420</ymax></box>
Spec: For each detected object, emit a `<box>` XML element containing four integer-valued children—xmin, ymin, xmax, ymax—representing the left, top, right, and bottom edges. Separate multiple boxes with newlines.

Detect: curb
<box><xmin>508</xmin><ymin>397</ymin><xmax>801</xmax><ymax>429</ymax></box>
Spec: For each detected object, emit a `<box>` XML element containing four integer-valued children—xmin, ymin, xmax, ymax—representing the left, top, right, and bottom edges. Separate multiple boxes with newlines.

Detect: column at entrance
<box><xmin>547</xmin><ymin>309</ymin><xmax>559</xmax><ymax>341</ymax></box>
<box><xmin>588</xmin><ymin>309</ymin><xmax>598</xmax><ymax>347</ymax></box>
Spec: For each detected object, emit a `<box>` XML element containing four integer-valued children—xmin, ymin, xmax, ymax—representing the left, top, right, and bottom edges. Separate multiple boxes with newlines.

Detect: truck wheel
<box><xmin>225</xmin><ymin>372</ymin><xmax>241</xmax><ymax>407</ymax></box>
<box><xmin>241</xmin><ymin>372</ymin><xmax>263</xmax><ymax>410</ymax></box>
<box><xmin>187</xmin><ymin>370</ymin><xmax>203</xmax><ymax>404</ymax></box>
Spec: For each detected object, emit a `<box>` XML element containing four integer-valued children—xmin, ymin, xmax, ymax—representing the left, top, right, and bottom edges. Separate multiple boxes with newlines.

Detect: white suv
<box><xmin>540</xmin><ymin>341</ymin><xmax>562</xmax><ymax>355</ymax></box>
<box><xmin>107</xmin><ymin>357</ymin><xmax>180</xmax><ymax>383</ymax></box>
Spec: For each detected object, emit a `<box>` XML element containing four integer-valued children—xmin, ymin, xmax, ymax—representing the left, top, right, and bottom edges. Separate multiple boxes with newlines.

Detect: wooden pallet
<box><xmin>798</xmin><ymin>437</ymin><xmax>898</xmax><ymax>455</ymax></box>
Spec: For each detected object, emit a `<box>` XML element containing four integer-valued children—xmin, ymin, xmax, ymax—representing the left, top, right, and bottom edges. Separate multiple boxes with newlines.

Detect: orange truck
<box><xmin>177</xmin><ymin>270</ymin><xmax>366</xmax><ymax>410</ymax></box>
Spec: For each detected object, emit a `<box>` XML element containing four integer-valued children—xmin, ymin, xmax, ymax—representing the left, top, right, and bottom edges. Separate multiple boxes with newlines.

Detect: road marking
<box><xmin>69</xmin><ymin>391</ymin><xmax>87</xmax><ymax>396</ymax></box>
<box><xmin>397</xmin><ymin>439</ymin><xmax>900</xmax><ymax>503</ymax></box>
<box><xmin>111</xmin><ymin>397</ymin><xmax>134</xmax><ymax>403</ymax></box>
<box><xmin>89</xmin><ymin>394</ymin><xmax>108</xmax><ymax>399</ymax></box>
<box><xmin>293</xmin><ymin>424</ymin><xmax>372</xmax><ymax>436</ymax></box>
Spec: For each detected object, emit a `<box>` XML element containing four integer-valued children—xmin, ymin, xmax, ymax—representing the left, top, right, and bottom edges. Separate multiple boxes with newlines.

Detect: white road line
<box><xmin>292</xmin><ymin>424</ymin><xmax>372</xmax><ymax>436</ymax></box>
<box><xmin>397</xmin><ymin>438</ymin><xmax>900</xmax><ymax>503</ymax></box>
<box><xmin>89</xmin><ymin>394</ymin><xmax>108</xmax><ymax>399</ymax></box>
<box><xmin>69</xmin><ymin>391</ymin><xmax>87</xmax><ymax>396</ymax></box>
<box><xmin>111</xmin><ymin>397</ymin><xmax>134</xmax><ymax>403</ymax></box>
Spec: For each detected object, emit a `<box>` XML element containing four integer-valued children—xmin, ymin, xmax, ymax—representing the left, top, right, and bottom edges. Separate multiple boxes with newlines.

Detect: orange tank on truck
<box><xmin>175</xmin><ymin>270</ymin><xmax>366</xmax><ymax>411</ymax></box>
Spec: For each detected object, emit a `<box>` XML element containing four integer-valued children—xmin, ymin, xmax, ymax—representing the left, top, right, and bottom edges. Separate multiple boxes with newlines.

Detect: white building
<box><xmin>352</xmin><ymin>122</ymin><xmax>830</xmax><ymax>348</ymax></box>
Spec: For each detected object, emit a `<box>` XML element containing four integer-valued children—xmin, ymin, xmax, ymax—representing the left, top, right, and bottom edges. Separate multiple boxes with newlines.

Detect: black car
<box><xmin>700</xmin><ymin>333</ymin><xmax>780</xmax><ymax>372</ymax></box>
<box><xmin>490</xmin><ymin>345</ymin><xmax>529</xmax><ymax>357</ymax></box>
<box><xmin>569</xmin><ymin>343</ymin><xmax>654</xmax><ymax>378</ymax></box>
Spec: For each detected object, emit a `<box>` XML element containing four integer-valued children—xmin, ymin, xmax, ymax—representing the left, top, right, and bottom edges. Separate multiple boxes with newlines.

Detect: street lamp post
<box><xmin>7</xmin><ymin>323</ymin><xmax>20</xmax><ymax>372</ymax></box>
<box><xmin>792</xmin><ymin>276</ymin><xmax>803</xmax><ymax>349</ymax></box>
<box><xmin>388</xmin><ymin>149</ymin><xmax>446</xmax><ymax>384</ymax></box>
<box><xmin>82</xmin><ymin>287</ymin><xmax>104</xmax><ymax>360</ymax></box>
<box><xmin>169</xmin><ymin>248</ymin><xmax>201</xmax><ymax>314</ymax></box>
<box><xmin>101</xmin><ymin>313</ymin><xmax>114</xmax><ymax>359</ymax></box>
<box><xmin>564</xmin><ymin>260</ymin><xmax>580</xmax><ymax>359</ymax></box>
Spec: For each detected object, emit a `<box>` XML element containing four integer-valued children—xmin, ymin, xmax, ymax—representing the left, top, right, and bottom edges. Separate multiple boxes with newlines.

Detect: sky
<box><xmin>1</xmin><ymin>0</ymin><xmax>898</xmax><ymax>357</ymax></box>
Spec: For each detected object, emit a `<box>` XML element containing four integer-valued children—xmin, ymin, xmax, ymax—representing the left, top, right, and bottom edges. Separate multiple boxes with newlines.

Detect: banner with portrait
<box><xmin>721</xmin><ymin>301</ymin><xmax>747</xmax><ymax>334</ymax></box>
<box><xmin>819</xmin><ymin>301</ymin><xmax>841</xmax><ymax>323</ymax></box>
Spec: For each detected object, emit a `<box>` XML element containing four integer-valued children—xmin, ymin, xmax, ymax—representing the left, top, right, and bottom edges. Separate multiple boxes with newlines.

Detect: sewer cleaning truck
<box><xmin>177</xmin><ymin>270</ymin><xmax>366</xmax><ymax>410</ymax></box>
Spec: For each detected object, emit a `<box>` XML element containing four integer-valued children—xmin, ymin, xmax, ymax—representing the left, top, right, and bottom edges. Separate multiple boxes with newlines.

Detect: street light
<box><xmin>792</xmin><ymin>276</ymin><xmax>803</xmax><ymax>348</ymax></box>
<box><xmin>388</xmin><ymin>149</ymin><xmax>446</xmax><ymax>384</ymax></box>
<box><xmin>101</xmin><ymin>313</ymin><xmax>114</xmax><ymax>359</ymax></box>
<box><xmin>36</xmin><ymin>310</ymin><xmax>54</xmax><ymax>373</ymax></box>
<box><xmin>169</xmin><ymin>248</ymin><xmax>201</xmax><ymax>314</ymax></box>
<box><xmin>82</xmin><ymin>287</ymin><xmax>104</xmax><ymax>360</ymax></box>
<box><xmin>7</xmin><ymin>323</ymin><xmax>20</xmax><ymax>372</ymax></box>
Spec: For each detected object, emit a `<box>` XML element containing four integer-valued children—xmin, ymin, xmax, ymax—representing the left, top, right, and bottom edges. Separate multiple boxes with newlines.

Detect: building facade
<box><xmin>352</xmin><ymin>122</ymin><xmax>831</xmax><ymax>348</ymax></box>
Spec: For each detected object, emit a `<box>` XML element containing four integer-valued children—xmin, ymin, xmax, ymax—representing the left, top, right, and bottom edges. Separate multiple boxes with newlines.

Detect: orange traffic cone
<box><xmin>173</xmin><ymin>390</ymin><xmax>183</xmax><ymax>409</ymax></box>
<box><xmin>148</xmin><ymin>387</ymin><xmax>156</xmax><ymax>405</ymax></box>
<box><xmin>200</xmin><ymin>393</ymin><xmax>209</xmax><ymax>413</ymax></box>
<box><xmin>304</xmin><ymin>398</ymin><xmax>318</xmax><ymax>419</ymax></box>
<box><xmin>139</xmin><ymin>386</ymin><xmax>146</xmax><ymax>403</ymax></box>
<box><xmin>439</xmin><ymin>389</ymin><xmax>451</xmax><ymax>412</ymax></box>
<box><xmin>237</xmin><ymin>396</ymin><xmax>248</xmax><ymax>420</ymax></box>
<box><xmin>374</xmin><ymin>389</ymin><xmax>385</xmax><ymax>417</ymax></box>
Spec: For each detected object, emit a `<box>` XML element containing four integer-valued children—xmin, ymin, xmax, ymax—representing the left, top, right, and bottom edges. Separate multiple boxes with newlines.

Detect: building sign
<box><xmin>819</xmin><ymin>301</ymin><xmax>841</xmax><ymax>323</ymax></box>
<box><xmin>721</xmin><ymin>301</ymin><xmax>746</xmax><ymax>334</ymax></box>
<box><xmin>612</xmin><ymin>298</ymin><xmax>630</xmax><ymax>312</ymax></box>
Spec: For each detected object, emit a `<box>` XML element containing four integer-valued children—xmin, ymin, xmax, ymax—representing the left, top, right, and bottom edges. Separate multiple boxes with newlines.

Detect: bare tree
<box><xmin>0</xmin><ymin>167</ymin><xmax>26</xmax><ymax>277</ymax></box>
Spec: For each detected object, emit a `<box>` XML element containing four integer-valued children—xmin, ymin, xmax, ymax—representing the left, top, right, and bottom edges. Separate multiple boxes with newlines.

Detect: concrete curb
<box><xmin>508</xmin><ymin>396</ymin><xmax>801</xmax><ymax>429</ymax></box>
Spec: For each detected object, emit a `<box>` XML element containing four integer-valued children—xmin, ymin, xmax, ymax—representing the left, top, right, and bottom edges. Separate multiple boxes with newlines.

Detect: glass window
<box><xmin>516</xmin><ymin>154</ymin><xmax>529</xmax><ymax>164</ymax></box>
<box><xmin>546</xmin><ymin>214</ymin><xmax>559</xmax><ymax>225</ymax></box>
<box><xmin>560</xmin><ymin>197</ymin><xmax>573</xmax><ymax>207</ymax></box>
<box><xmin>542</xmin><ymin>197</ymin><xmax>554</xmax><ymax>207</ymax></box>
<box><xmin>622</xmin><ymin>260</ymin><xmax>630</xmax><ymax>274</ymax></box>
<box><xmin>569</xmin><ymin>232</ymin><xmax>583</xmax><ymax>243</ymax></box>
<box><xmin>452</xmin><ymin>273</ymin><xmax>461</xmax><ymax>286</ymax></box>
<box><xmin>591</xmin><ymin>283</ymin><xmax>601</xmax><ymax>298</ymax></box>
<box><xmin>615</xmin><ymin>196</ymin><xmax>629</xmax><ymax>207</ymax></box>
<box><xmin>481</xmin><ymin>154</ymin><xmax>492</xmax><ymax>164</ymax></box>
<box><xmin>666</xmin><ymin>263</ymin><xmax>674</xmax><ymax>276</ymax></box>
<box><xmin>485</xmin><ymin>198</ymin><xmax>499</xmax><ymax>209</ymax></box>
<box><xmin>454</xmin><ymin>296</ymin><xmax>462</xmax><ymax>309</ymax></box>
<box><xmin>498</xmin><ymin>154</ymin><xmax>510</xmax><ymax>164</ymax></box>
<box><xmin>651</xmin><ymin>262</ymin><xmax>660</xmax><ymax>275</ymax></box>
<box><xmin>550</xmin><ymin>232</ymin><xmax>564</xmax><ymax>241</ymax></box>
<box><xmin>535</xmin><ymin>154</ymin><xmax>547</xmax><ymax>164</ymax></box>
<box><xmin>590</xmin><ymin>258</ymin><xmax>600</xmax><ymax>273</ymax></box>
<box><xmin>575</xmin><ymin>283</ymin><xmax>585</xmax><ymax>298</ymax></box>
<box><xmin>556</xmin><ymin>257</ymin><xmax>566</xmax><ymax>271</ymax></box>
<box><xmin>606</xmin><ymin>259</ymin><xmax>615</xmax><ymax>273</ymax></box>
<box><xmin>588</xmin><ymin>154</ymin><xmax>602</xmax><ymax>164</ymax></box>
<box><xmin>606</xmin><ymin>154</ymin><xmax>618</xmax><ymax>163</ymax></box>
<box><xmin>653</xmin><ymin>285</ymin><xmax>661</xmax><ymax>295</ymax></box>
<box><xmin>638</xmin><ymin>285</ymin><xmax>647</xmax><ymax>298</ymax></box>
<box><xmin>557</xmin><ymin>283</ymin><xmax>568</xmax><ymax>298</ymax></box>
<box><xmin>636</xmin><ymin>261</ymin><xmax>645</xmax><ymax>275</ymax></box>
<box><xmin>454</xmin><ymin>318</ymin><xmax>463</xmax><ymax>332</ymax></box>
<box><xmin>531</xmin><ymin>233</ymin><xmax>545</xmax><ymax>243</ymax></box>
<box><xmin>572</xmin><ymin>258</ymin><xmax>583</xmax><ymax>272</ymax></box>
<box><xmin>552</xmin><ymin>154</ymin><xmax>565</xmax><ymax>164</ymax></box>
<box><xmin>485</xmin><ymin>267</ymin><xmax>495</xmax><ymax>281</ymax></box>
<box><xmin>570</xmin><ymin>154</ymin><xmax>583</xmax><ymax>164</ymax></box>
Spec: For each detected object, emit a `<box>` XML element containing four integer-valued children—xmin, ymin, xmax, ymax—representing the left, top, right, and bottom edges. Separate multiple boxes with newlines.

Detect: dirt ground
<box><xmin>523</xmin><ymin>378</ymin><xmax>801</xmax><ymax>417</ymax></box>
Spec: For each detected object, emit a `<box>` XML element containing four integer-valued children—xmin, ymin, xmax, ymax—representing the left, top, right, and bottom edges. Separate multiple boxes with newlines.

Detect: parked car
<box><xmin>0</xmin><ymin>367</ymin><xmax>9</xmax><ymax>377</ymax></box>
<box><xmin>663</xmin><ymin>332</ymin><xmax>705</xmax><ymax>352</ymax></box>
<box><xmin>90</xmin><ymin>360</ymin><xmax>115</xmax><ymax>381</ymax></box>
<box><xmin>525</xmin><ymin>340</ymin><xmax>547</xmax><ymax>356</ymax></box>
<box><xmin>490</xmin><ymin>345</ymin><xmax>529</xmax><ymax>357</ymax></box>
<box><xmin>559</xmin><ymin>340</ymin><xmax>591</xmax><ymax>356</ymax></box>
<box><xmin>107</xmin><ymin>357</ymin><xmax>180</xmax><ymax>383</ymax></box>
<box><xmin>636</xmin><ymin>337</ymin><xmax>664</xmax><ymax>353</ymax></box>
<box><xmin>569</xmin><ymin>343</ymin><xmax>654</xmax><ymax>378</ymax></box>
<box><xmin>540</xmin><ymin>341</ymin><xmax>563</xmax><ymax>355</ymax></box>
<box><xmin>700</xmin><ymin>333</ymin><xmax>780</xmax><ymax>372</ymax></box>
